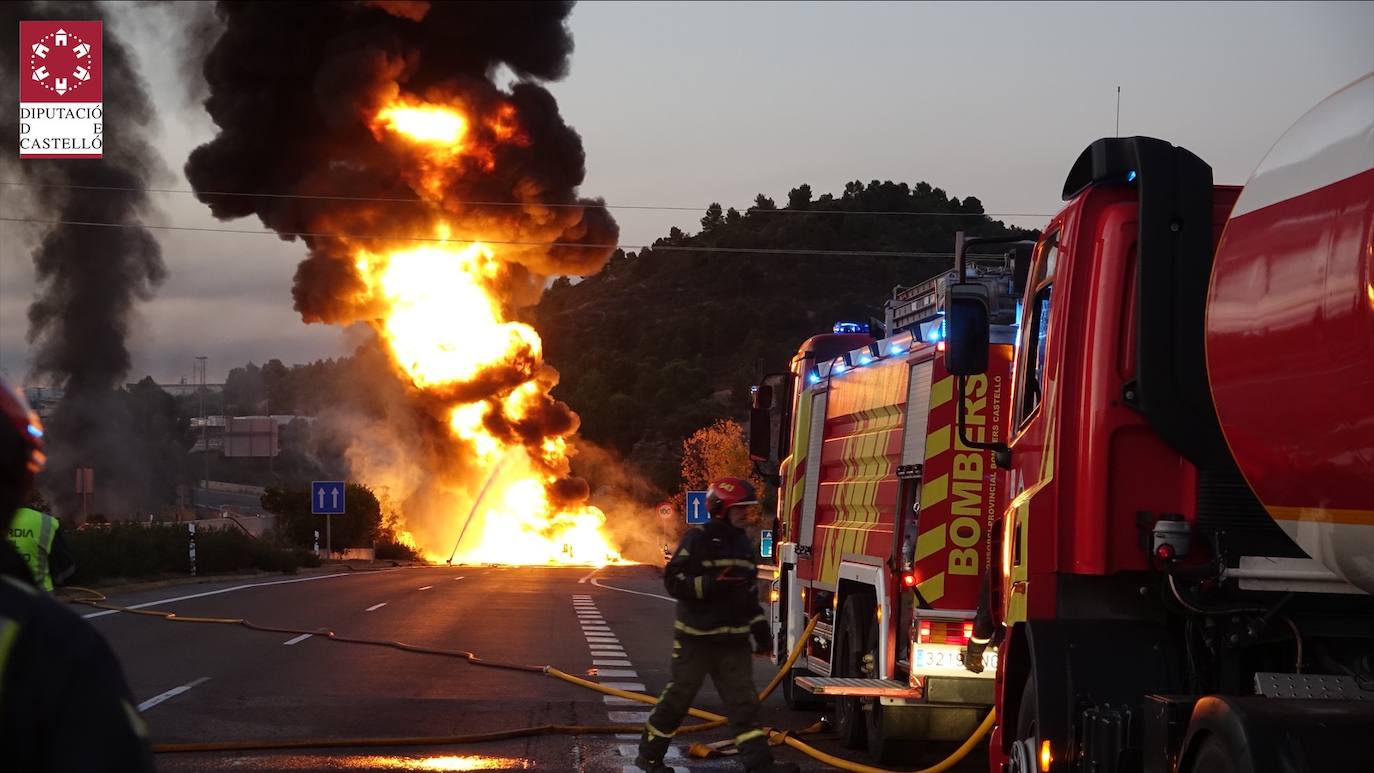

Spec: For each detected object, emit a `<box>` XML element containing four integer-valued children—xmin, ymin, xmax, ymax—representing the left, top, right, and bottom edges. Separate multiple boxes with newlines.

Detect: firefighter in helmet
<box><xmin>0</xmin><ymin>377</ymin><xmax>154</xmax><ymax>771</ymax></box>
<box><xmin>636</xmin><ymin>477</ymin><xmax>800</xmax><ymax>773</ymax></box>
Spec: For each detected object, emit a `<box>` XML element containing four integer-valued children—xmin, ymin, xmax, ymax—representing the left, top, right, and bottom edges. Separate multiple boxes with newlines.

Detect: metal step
<box><xmin>794</xmin><ymin>676</ymin><xmax>923</xmax><ymax>698</ymax></box>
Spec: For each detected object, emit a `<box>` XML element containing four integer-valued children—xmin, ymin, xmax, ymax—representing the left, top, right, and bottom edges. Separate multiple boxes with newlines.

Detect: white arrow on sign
<box><xmin>331</xmin><ymin>487</ymin><xmax>340</xmax><ymax>509</ymax></box>
<box><xmin>691</xmin><ymin>498</ymin><xmax>701</xmax><ymax>519</ymax></box>
<box><xmin>318</xmin><ymin>487</ymin><xmax>326</xmax><ymax>510</ymax></box>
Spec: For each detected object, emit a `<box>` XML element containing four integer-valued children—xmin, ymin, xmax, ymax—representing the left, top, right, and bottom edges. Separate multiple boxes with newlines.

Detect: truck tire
<box><xmin>783</xmin><ymin>666</ymin><xmax>826</xmax><ymax>711</ymax></box>
<box><xmin>1007</xmin><ymin>676</ymin><xmax>1039</xmax><ymax>773</ymax></box>
<box><xmin>1183</xmin><ymin>735</ymin><xmax>1238</xmax><ymax>773</ymax></box>
<box><xmin>834</xmin><ymin>594</ymin><xmax>874</xmax><ymax>749</ymax></box>
<box><xmin>864</xmin><ymin>611</ymin><xmax>919</xmax><ymax>763</ymax></box>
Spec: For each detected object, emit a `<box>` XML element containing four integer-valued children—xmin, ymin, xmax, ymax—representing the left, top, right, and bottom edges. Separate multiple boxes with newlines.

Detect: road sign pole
<box><xmin>326</xmin><ymin>513</ymin><xmax>332</xmax><ymax>558</ymax></box>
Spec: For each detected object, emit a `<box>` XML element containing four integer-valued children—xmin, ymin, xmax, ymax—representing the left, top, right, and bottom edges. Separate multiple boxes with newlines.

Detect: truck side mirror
<box><xmin>749</xmin><ymin>384</ymin><xmax>773</xmax><ymax>461</ymax></box>
<box><xmin>944</xmin><ymin>283</ymin><xmax>991</xmax><ymax>375</ymax></box>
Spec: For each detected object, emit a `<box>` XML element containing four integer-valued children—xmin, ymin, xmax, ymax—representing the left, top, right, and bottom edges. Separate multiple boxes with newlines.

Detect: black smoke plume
<box><xmin>184</xmin><ymin>1</ymin><xmax>620</xmax><ymax>552</ymax></box>
<box><xmin>1</xmin><ymin>2</ymin><xmax>168</xmax><ymax>518</ymax></box>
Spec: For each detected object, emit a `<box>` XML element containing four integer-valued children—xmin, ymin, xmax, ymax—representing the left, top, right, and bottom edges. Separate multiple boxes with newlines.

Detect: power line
<box><xmin>0</xmin><ymin>180</ymin><xmax>1053</xmax><ymax>219</ymax></box>
<box><xmin>0</xmin><ymin>216</ymin><xmax>1009</xmax><ymax>259</ymax></box>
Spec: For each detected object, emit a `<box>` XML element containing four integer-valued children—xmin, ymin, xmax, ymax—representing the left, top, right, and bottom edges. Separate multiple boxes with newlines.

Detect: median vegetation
<box><xmin>65</xmin><ymin>522</ymin><xmax>320</xmax><ymax>586</ymax></box>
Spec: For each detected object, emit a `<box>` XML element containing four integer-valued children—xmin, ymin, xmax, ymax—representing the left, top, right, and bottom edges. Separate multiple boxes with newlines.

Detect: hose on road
<box><xmin>68</xmin><ymin>586</ymin><xmax>993</xmax><ymax>772</ymax></box>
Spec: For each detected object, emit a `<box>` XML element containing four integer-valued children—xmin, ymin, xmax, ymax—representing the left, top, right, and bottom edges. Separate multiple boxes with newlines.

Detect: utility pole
<box><xmin>196</xmin><ymin>356</ymin><xmax>208</xmax><ymax>489</ymax></box>
<box><xmin>1116</xmin><ymin>86</ymin><xmax>1122</xmax><ymax>137</ymax></box>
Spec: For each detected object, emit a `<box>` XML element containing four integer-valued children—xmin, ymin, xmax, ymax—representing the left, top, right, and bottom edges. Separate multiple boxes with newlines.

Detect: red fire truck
<box><xmin>935</xmin><ymin>73</ymin><xmax>1374</xmax><ymax>772</ymax></box>
<box><xmin>750</xmin><ymin>257</ymin><xmax>1027</xmax><ymax>762</ymax></box>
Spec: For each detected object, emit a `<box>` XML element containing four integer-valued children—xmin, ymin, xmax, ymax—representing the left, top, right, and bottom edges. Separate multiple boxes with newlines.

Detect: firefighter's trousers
<box><xmin>639</xmin><ymin>635</ymin><xmax>772</xmax><ymax>770</ymax></box>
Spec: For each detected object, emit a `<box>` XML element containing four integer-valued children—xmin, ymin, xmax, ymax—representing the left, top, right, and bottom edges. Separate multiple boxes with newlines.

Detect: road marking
<box><xmin>365</xmin><ymin>602</ymin><xmax>387</xmax><ymax>612</ymax></box>
<box><xmin>586</xmin><ymin>638</ymin><xmax>620</xmax><ymax>645</ymax></box>
<box><xmin>600</xmin><ymin>681</ymin><xmax>646</xmax><ymax>691</ymax></box>
<box><xmin>582</xmin><ymin>625</ymin><xmax>612</xmax><ymax>632</ymax></box>
<box><xmin>577</xmin><ymin>567</ymin><xmax>601</xmax><ymax>584</ymax></box>
<box><xmin>594</xmin><ymin>659</ymin><xmax>633</xmax><ymax>667</ymax></box>
<box><xmin>591</xmin><ymin>650</ymin><xmax>627</xmax><ymax>657</ymax></box>
<box><xmin>608</xmin><ymin>711</ymin><xmax>651</xmax><ymax>722</ymax></box>
<box><xmin>82</xmin><ymin>572</ymin><xmax>372</xmax><ymax>620</ymax></box>
<box><xmin>620</xmin><ymin>744</ymin><xmax>682</xmax><ymax>760</ymax></box>
<box><xmin>418</xmin><ymin>585</ymin><xmax>433</xmax><ymax>591</ymax></box>
<box><xmin>604</xmin><ymin>695</ymin><xmax>642</xmax><ymax>705</ymax></box>
<box><xmin>594</xmin><ymin>668</ymin><xmax>639</xmax><ymax>678</ymax></box>
<box><xmin>452</xmin><ymin>576</ymin><xmax>465</xmax><ymax>581</ymax></box>
<box><xmin>283</xmin><ymin>633</ymin><xmax>313</xmax><ymax>646</ymax></box>
<box><xmin>590</xmin><ymin>577</ymin><xmax>673</xmax><ymax>602</ymax></box>
<box><xmin>138</xmin><ymin>677</ymin><xmax>210</xmax><ymax>712</ymax></box>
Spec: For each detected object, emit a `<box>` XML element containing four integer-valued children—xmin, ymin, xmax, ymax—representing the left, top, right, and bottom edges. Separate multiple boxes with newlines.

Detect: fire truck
<box><xmin>749</xmin><ymin>254</ymin><xmax>1028</xmax><ymax>762</ymax></box>
<box><xmin>933</xmin><ymin>73</ymin><xmax>1374</xmax><ymax>773</ymax></box>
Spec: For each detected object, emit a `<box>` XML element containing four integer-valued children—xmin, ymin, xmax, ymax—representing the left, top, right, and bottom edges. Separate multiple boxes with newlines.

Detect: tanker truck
<box><xmin>938</xmin><ymin>73</ymin><xmax>1374</xmax><ymax>772</ymax></box>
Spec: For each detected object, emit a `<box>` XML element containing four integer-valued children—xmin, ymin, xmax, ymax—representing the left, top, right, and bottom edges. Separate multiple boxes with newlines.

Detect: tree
<box><xmin>787</xmin><ymin>184</ymin><xmax>813</xmax><ymax>210</ymax></box>
<box><xmin>725</xmin><ymin>207</ymin><xmax>742</xmax><ymax>225</ymax></box>
<box><xmin>701</xmin><ymin>202</ymin><xmax>725</xmax><ymax>231</ymax></box>
<box><xmin>680</xmin><ymin>419</ymin><xmax>755</xmax><ymax>492</ymax></box>
<box><xmin>262</xmin><ymin>483</ymin><xmax>383</xmax><ymax>551</ymax></box>
<box><xmin>750</xmin><ymin>194</ymin><xmax>776</xmax><ymax>212</ymax></box>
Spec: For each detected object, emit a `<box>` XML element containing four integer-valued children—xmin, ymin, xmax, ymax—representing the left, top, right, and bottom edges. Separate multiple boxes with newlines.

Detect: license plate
<box><xmin>912</xmin><ymin>644</ymin><xmax>997</xmax><ymax>675</ymax></box>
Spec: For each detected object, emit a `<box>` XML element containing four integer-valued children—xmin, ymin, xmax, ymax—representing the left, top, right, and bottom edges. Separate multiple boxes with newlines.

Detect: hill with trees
<box><xmin>529</xmin><ymin>179</ymin><xmax>1034</xmax><ymax>491</ymax></box>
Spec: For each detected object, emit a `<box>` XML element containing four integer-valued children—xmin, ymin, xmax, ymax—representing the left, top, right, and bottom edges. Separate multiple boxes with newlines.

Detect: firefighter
<box><xmin>636</xmin><ymin>477</ymin><xmax>799</xmax><ymax>773</ymax></box>
<box><xmin>0</xmin><ymin>377</ymin><xmax>154</xmax><ymax>772</ymax></box>
<box><xmin>7</xmin><ymin>502</ymin><xmax>75</xmax><ymax>591</ymax></box>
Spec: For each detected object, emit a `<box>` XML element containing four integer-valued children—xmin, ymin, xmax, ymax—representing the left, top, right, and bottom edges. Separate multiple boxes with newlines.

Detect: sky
<box><xmin>1</xmin><ymin>0</ymin><xmax>1371</xmax><ymax>384</ymax></box>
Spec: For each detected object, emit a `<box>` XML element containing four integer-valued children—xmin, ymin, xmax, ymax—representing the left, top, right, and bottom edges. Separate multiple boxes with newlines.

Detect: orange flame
<box><xmin>350</xmin><ymin>97</ymin><xmax>624</xmax><ymax>567</ymax></box>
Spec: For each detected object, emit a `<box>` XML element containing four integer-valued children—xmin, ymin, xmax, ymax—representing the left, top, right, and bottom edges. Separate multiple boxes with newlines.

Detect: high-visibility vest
<box><xmin>6</xmin><ymin>508</ymin><xmax>57</xmax><ymax>591</ymax></box>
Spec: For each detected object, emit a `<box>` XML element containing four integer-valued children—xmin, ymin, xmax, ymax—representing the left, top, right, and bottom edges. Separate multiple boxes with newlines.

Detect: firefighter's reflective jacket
<box><xmin>662</xmin><ymin>518</ymin><xmax>765</xmax><ymax>638</ymax></box>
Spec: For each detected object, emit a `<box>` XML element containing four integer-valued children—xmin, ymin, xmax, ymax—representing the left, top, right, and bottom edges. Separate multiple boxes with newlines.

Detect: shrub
<box><xmin>375</xmin><ymin>539</ymin><xmax>420</xmax><ymax>561</ymax></box>
<box><xmin>65</xmin><ymin>522</ymin><xmax>312</xmax><ymax>585</ymax></box>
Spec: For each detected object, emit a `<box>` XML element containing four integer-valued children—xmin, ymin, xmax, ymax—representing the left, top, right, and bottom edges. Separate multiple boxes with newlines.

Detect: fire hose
<box><xmin>65</xmin><ymin>586</ymin><xmax>994</xmax><ymax>773</ymax></box>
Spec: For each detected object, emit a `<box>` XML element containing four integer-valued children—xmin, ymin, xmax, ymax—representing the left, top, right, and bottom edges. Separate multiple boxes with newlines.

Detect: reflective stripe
<box><xmin>735</xmin><ymin>728</ymin><xmax>766</xmax><ymax>744</ymax></box>
<box><xmin>0</xmin><ymin>617</ymin><xmax>21</xmax><ymax>703</ymax></box>
<box><xmin>701</xmin><ymin>559</ymin><xmax>755</xmax><ymax>569</ymax></box>
<box><xmin>645</xmin><ymin>721</ymin><xmax>676</xmax><ymax>739</ymax></box>
<box><xmin>35</xmin><ymin>511</ymin><xmax>53</xmax><ymax>592</ymax></box>
<box><xmin>749</xmin><ymin>614</ymin><xmax>766</xmax><ymax>625</ymax></box>
<box><xmin>971</xmin><ymin>635</ymin><xmax>992</xmax><ymax>645</ymax></box>
<box><xmin>674</xmin><ymin>620</ymin><xmax>752</xmax><ymax>636</ymax></box>
<box><xmin>694</xmin><ymin>576</ymin><xmax>704</xmax><ymax>599</ymax></box>
<box><xmin>123</xmin><ymin>700</ymin><xmax>149</xmax><ymax>739</ymax></box>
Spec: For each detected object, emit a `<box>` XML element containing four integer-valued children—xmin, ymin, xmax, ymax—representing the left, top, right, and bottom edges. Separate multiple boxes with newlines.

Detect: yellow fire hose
<box><xmin>66</xmin><ymin>588</ymin><xmax>994</xmax><ymax>772</ymax></box>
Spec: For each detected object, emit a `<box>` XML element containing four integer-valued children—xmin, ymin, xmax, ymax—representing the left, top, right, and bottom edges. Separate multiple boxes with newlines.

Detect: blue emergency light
<box><xmin>832</xmin><ymin>321</ymin><xmax>869</xmax><ymax>335</ymax></box>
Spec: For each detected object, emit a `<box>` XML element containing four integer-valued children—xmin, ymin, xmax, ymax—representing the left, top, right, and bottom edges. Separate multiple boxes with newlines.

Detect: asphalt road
<box><xmin>81</xmin><ymin>564</ymin><xmax>987</xmax><ymax>772</ymax></box>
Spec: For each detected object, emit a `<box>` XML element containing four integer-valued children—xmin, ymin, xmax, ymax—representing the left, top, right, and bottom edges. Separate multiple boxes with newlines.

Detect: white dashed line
<box><xmin>418</xmin><ymin>585</ymin><xmax>433</xmax><ymax>590</ymax></box>
<box><xmin>608</xmin><ymin>711</ymin><xmax>651</xmax><ymax>722</ymax></box>
<box><xmin>594</xmin><ymin>659</ymin><xmax>633</xmax><ymax>666</ymax></box>
<box><xmin>138</xmin><ymin>677</ymin><xmax>210</xmax><ymax>712</ymax></box>
<box><xmin>365</xmin><ymin>602</ymin><xmax>387</xmax><ymax>612</ymax></box>
<box><xmin>282</xmin><ymin>633</ymin><xmax>313</xmax><ymax>646</ymax></box>
<box><xmin>452</xmin><ymin>576</ymin><xmax>466</xmax><ymax>581</ymax></box>
<box><xmin>594</xmin><ymin>669</ymin><xmax>639</xmax><ymax>678</ymax></box>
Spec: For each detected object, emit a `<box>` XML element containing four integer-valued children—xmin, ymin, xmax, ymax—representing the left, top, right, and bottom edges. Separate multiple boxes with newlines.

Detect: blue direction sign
<box><xmin>311</xmin><ymin>481</ymin><xmax>346</xmax><ymax>515</ymax></box>
<box><xmin>685</xmin><ymin>490</ymin><xmax>709</xmax><ymax>525</ymax></box>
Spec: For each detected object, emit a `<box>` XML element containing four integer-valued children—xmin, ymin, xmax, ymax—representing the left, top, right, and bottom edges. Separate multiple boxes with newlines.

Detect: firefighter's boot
<box><xmin>633</xmin><ymin>756</ymin><xmax>673</xmax><ymax>773</ymax></box>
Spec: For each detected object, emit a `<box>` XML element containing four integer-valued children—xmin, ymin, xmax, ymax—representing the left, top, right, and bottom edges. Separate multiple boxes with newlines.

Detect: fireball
<box><xmin>351</xmin><ymin>97</ymin><xmax>625</xmax><ymax>567</ymax></box>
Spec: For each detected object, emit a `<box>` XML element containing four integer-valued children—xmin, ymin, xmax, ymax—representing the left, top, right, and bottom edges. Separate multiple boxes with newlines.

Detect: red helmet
<box><xmin>0</xmin><ymin>376</ymin><xmax>45</xmax><ymax>515</ymax></box>
<box><xmin>706</xmin><ymin>477</ymin><xmax>758</xmax><ymax>518</ymax></box>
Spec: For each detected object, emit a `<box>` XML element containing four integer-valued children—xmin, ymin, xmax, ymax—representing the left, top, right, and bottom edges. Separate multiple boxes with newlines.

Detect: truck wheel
<box><xmin>783</xmin><ymin>666</ymin><xmax>826</xmax><ymax>711</ymax></box>
<box><xmin>1183</xmin><ymin>736</ymin><xmax>1238</xmax><ymax>773</ymax></box>
<box><xmin>1007</xmin><ymin>675</ymin><xmax>1039</xmax><ymax>773</ymax></box>
<box><xmin>864</xmin><ymin>612</ymin><xmax>918</xmax><ymax>763</ymax></box>
<box><xmin>834</xmin><ymin>594</ymin><xmax>874</xmax><ymax>749</ymax></box>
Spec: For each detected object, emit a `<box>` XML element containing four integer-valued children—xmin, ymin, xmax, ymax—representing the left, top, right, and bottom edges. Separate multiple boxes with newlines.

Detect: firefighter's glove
<box><xmin>963</xmin><ymin>638</ymin><xmax>988</xmax><ymax>674</ymax></box>
<box><xmin>751</xmin><ymin>620</ymin><xmax>773</xmax><ymax>656</ymax></box>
